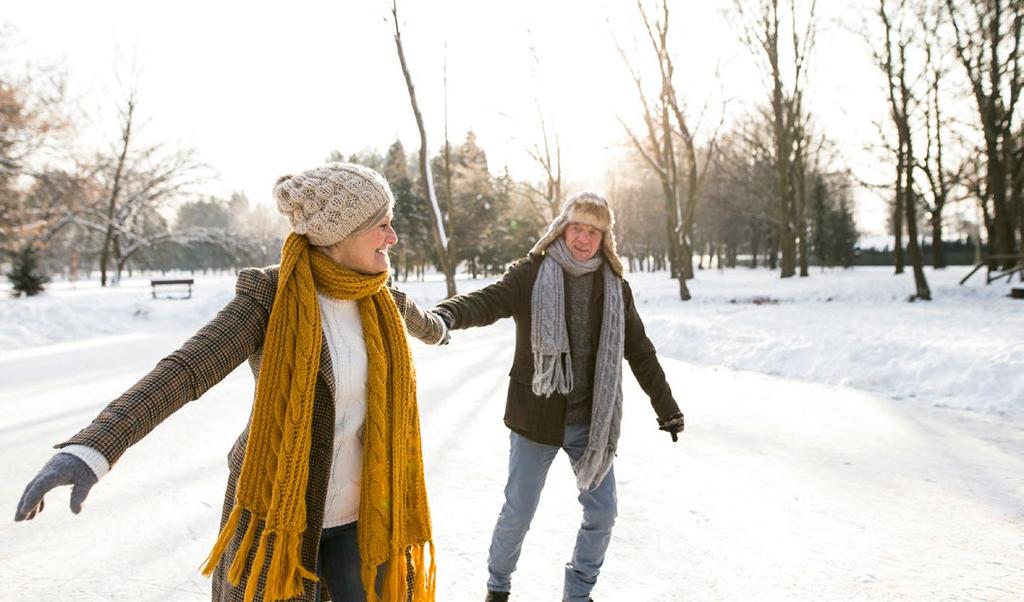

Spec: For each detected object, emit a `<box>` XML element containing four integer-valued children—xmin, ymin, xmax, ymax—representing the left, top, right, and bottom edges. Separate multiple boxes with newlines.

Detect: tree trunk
<box><xmin>442</xmin><ymin>56</ymin><xmax>459</xmax><ymax>292</ymax></box>
<box><xmin>662</xmin><ymin>201</ymin><xmax>681</xmax><ymax>279</ymax></box>
<box><xmin>893</xmin><ymin>32</ymin><xmax>930</xmax><ymax>299</ymax></box>
<box><xmin>927</xmin><ymin>63</ymin><xmax>950</xmax><ymax>271</ymax></box>
<box><xmin>984</xmin><ymin>134</ymin><xmax>1016</xmax><ymax>266</ymax></box>
<box><xmin>931</xmin><ymin>212</ymin><xmax>946</xmax><ymax>268</ymax></box>
<box><xmin>99</xmin><ymin>96</ymin><xmax>135</xmax><ymax>287</ymax></box>
<box><xmin>681</xmin><ymin>233</ymin><xmax>695</xmax><ymax>279</ymax></box>
<box><xmin>69</xmin><ymin>250</ymin><xmax>79</xmax><ymax>282</ymax></box>
<box><xmin>391</xmin><ymin>1</ymin><xmax>456</xmax><ymax>297</ymax></box>
<box><xmin>894</xmin><ymin>144</ymin><xmax>906</xmax><ymax>274</ymax></box>
<box><xmin>1015</xmin><ymin>141</ymin><xmax>1024</xmax><ymax>279</ymax></box>
<box><xmin>750</xmin><ymin>226</ymin><xmax>761</xmax><ymax>268</ymax></box>
<box><xmin>794</xmin><ymin>128</ymin><xmax>810</xmax><ymax>277</ymax></box>
<box><xmin>770</xmin><ymin>60</ymin><xmax>796</xmax><ymax>275</ymax></box>
<box><xmin>110</xmin><ymin>232</ymin><xmax>123</xmax><ymax>286</ymax></box>
<box><xmin>905</xmin><ymin>184</ymin><xmax>931</xmax><ymax>300</ymax></box>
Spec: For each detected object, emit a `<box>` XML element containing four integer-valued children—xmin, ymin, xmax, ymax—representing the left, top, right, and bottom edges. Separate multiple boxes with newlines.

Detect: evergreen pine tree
<box><xmin>831</xmin><ymin>196</ymin><xmax>859</xmax><ymax>268</ymax></box>
<box><xmin>809</xmin><ymin>175</ymin><xmax>832</xmax><ymax>267</ymax></box>
<box><xmin>7</xmin><ymin>245</ymin><xmax>50</xmax><ymax>297</ymax></box>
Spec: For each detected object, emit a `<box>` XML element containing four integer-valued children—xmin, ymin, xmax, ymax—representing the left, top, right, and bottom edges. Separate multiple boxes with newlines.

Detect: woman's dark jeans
<box><xmin>319</xmin><ymin>523</ymin><xmax>367</xmax><ymax>601</ymax></box>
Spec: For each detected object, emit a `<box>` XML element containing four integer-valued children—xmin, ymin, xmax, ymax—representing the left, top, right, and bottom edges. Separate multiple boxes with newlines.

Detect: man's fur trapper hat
<box><xmin>529</xmin><ymin>191</ymin><xmax>625</xmax><ymax>277</ymax></box>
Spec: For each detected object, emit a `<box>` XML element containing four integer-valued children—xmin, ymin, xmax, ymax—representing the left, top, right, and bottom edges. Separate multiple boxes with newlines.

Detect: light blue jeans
<box><xmin>487</xmin><ymin>424</ymin><xmax>617</xmax><ymax>602</ymax></box>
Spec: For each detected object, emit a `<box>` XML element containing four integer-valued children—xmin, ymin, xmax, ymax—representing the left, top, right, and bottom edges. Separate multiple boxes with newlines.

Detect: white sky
<box><xmin>6</xmin><ymin>0</ymin><xmax>897</xmax><ymax>235</ymax></box>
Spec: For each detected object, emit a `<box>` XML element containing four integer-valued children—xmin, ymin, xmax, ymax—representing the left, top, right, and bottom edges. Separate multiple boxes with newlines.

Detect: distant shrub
<box><xmin>7</xmin><ymin>245</ymin><xmax>50</xmax><ymax>297</ymax></box>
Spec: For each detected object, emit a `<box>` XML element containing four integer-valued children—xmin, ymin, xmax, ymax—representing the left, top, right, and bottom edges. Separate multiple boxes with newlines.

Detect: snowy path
<box><xmin>2</xmin><ymin>321</ymin><xmax>1023</xmax><ymax>601</ymax></box>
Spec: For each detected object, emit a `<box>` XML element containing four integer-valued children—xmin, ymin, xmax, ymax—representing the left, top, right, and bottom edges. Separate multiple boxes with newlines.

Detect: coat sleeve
<box><xmin>622</xmin><ymin>280</ymin><xmax>681</xmax><ymax>421</ymax></box>
<box><xmin>434</xmin><ymin>257</ymin><xmax>531</xmax><ymax>329</ymax></box>
<box><xmin>388</xmin><ymin>282</ymin><xmax>448</xmax><ymax>345</ymax></box>
<box><xmin>54</xmin><ymin>268</ymin><xmax>275</xmax><ymax>467</ymax></box>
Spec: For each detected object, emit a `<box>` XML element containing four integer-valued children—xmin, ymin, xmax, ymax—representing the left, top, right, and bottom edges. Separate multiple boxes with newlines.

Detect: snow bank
<box><xmin>0</xmin><ymin>274</ymin><xmax>238</xmax><ymax>355</ymax></box>
<box><xmin>632</xmin><ymin>266</ymin><xmax>1024</xmax><ymax>416</ymax></box>
<box><xmin>2</xmin><ymin>265</ymin><xmax>1021</xmax><ymax>415</ymax></box>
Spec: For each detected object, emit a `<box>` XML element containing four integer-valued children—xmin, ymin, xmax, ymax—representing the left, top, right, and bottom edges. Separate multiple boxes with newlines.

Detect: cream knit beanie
<box><xmin>273</xmin><ymin>162</ymin><xmax>395</xmax><ymax>246</ymax></box>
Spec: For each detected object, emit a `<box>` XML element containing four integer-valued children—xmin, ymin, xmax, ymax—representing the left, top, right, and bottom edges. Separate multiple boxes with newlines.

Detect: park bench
<box><xmin>959</xmin><ymin>254</ymin><xmax>1024</xmax><ymax>285</ymax></box>
<box><xmin>151</xmin><ymin>278</ymin><xmax>194</xmax><ymax>300</ymax></box>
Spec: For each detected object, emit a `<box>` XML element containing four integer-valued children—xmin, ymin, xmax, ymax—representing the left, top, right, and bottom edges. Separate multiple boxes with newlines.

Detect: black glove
<box><xmin>432</xmin><ymin>307</ymin><xmax>454</xmax><ymax>330</ymax></box>
<box><xmin>432</xmin><ymin>307</ymin><xmax>454</xmax><ymax>345</ymax></box>
<box><xmin>14</xmin><ymin>453</ymin><xmax>98</xmax><ymax>521</ymax></box>
<box><xmin>658</xmin><ymin>412</ymin><xmax>685</xmax><ymax>442</ymax></box>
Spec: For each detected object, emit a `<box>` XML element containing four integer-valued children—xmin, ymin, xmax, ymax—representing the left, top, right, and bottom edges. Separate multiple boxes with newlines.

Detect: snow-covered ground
<box><xmin>4</xmin><ymin>266</ymin><xmax>1021</xmax><ymax>415</ymax></box>
<box><xmin>1</xmin><ymin>266</ymin><xmax>1022</xmax><ymax>601</ymax></box>
<box><xmin>631</xmin><ymin>266</ymin><xmax>1024</xmax><ymax>417</ymax></box>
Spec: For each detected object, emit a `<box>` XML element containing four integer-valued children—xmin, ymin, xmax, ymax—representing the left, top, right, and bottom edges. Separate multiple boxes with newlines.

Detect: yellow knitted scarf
<box><xmin>202</xmin><ymin>233</ymin><xmax>436</xmax><ymax>602</ymax></box>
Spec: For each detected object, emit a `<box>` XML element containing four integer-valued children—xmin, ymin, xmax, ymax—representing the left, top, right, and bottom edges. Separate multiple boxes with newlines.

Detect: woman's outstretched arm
<box><xmin>14</xmin><ymin>268</ymin><xmax>276</xmax><ymax>520</ymax></box>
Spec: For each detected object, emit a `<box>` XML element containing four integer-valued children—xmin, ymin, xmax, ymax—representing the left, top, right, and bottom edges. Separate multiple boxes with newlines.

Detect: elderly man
<box><xmin>432</xmin><ymin>192</ymin><xmax>684</xmax><ymax>602</ymax></box>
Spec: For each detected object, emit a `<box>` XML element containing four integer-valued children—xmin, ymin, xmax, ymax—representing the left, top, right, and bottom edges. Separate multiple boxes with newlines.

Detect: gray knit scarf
<box><xmin>531</xmin><ymin>237</ymin><xmax>625</xmax><ymax>491</ymax></box>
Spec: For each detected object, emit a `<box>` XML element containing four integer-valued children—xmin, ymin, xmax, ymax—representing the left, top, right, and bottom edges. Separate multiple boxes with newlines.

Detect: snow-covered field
<box><xmin>1</xmin><ymin>266</ymin><xmax>1022</xmax><ymax>601</ymax></box>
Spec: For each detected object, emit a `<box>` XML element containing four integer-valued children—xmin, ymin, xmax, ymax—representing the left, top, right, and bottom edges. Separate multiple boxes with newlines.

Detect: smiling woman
<box><xmin>14</xmin><ymin>162</ymin><xmax>447</xmax><ymax>602</ymax></box>
<box><xmin>317</xmin><ymin>210</ymin><xmax>399</xmax><ymax>275</ymax></box>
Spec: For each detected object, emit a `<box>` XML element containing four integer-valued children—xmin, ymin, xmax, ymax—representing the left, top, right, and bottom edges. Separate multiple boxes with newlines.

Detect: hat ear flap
<box><xmin>602</xmin><ymin>231</ymin><xmax>625</xmax><ymax>277</ymax></box>
<box><xmin>529</xmin><ymin>213</ymin><xmax>568</xmax><ymax>256</ymax></box>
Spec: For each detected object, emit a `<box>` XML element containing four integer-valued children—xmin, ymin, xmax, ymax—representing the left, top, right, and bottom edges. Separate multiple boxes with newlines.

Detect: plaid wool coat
<box><xmin>56</xmin><ymin>266</ymin><xmax>446</xmax><ymax>602</ymax></box>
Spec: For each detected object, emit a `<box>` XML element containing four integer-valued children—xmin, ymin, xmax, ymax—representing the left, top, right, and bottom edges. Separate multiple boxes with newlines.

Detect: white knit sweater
<box><xmin>316</xmin><ymin>293</ymin><xmax>368</xmax><ymax>528</ymax></box>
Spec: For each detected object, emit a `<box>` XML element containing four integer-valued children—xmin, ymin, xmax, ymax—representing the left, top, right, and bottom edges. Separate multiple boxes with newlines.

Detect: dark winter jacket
<box><xmin>436</xmin><ymin>253</ymin><xmax>680</xmax><ymax>446</ymax></box>
<box><xmin>56</xmin><ymin>267</ymin><xmax>446</xmax><ymax>602</ymax></box>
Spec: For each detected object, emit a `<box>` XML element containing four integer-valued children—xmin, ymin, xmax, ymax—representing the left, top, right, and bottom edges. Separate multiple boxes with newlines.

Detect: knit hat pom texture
<box><xmin>274</xmin><ymin>162</ymin><xmax>395</xmax><ymax>247</ymax></box>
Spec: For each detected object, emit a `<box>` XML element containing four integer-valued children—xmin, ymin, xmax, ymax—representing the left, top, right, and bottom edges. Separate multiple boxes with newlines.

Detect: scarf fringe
<box><xmin>202</xmin><ymin>506</ymin><xmax>318</xmax><ymax>602</ymax></box>
<box><xmin>531</xmin><ymin>350</ymin><xmax>573</xmax><ymax>397</ymax></box>
<box><xmin>227</xmin><ymin>509</ymin><xmax>258</xmax><ymax>582</ymax></box>
<box><xmin>412</xmin><ymin>541</ymin><xmax>438</xmax><ymax>599</ymax></box>
<box><xmin>202</xmin><ymin>505</ymin><xmax>241</xmax><ymax>576</ymax></box>
<box><xmin>363</xmin><ymin>542</ymin><xmax>437</xmax><ymax>602</ymax></box>
<box><xmin>574</xmin><ymin>446</ymin><xmax>617</xmax><ymax>492</ymax></box>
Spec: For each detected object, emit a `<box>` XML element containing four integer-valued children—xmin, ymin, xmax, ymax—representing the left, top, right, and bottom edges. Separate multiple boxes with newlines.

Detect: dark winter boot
<box><xmin>484</xmin><ymin>591</ymin><xmax>509</xmax><ymax>602</ymax></box>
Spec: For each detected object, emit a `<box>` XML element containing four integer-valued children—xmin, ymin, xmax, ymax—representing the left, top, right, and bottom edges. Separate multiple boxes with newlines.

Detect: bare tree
<box><xmin>21</xmin><ymin>165</ymin><xmax>103</xmax><ymax>280</ymax></box>
<box><xmin>525</xmin><ymin>115</ymin><xmax>563</xmax><ymax>222</ymax></box>
<box><xmin>441</xmin><ymin>48</ymin><xmax>458</xmax><ymax>291</ymax></box>
<box><xmin>523</xmin><ymin>37</ymin><xmax>564</xmax><ymax>222</ymax></box>
<box><xmin>879</xmin><ymin>0</ymin><xmax>931</xmax><ymax>300</ymax></box>
<box><xmin>110</xmin><ymin>148</ymin><xmax>207</xmax><ymax>281</ymax></box>
<box><xmin>614</xmin><ymin>0</ymin><xmax>721</xmax><ymax>300</ymax></box>
<box><xmin>96</xmin><ymin>84</ymin><xmax>136</xmax><ymax>286</ymax></box>
<box><xmin>733</xmin><ymin>112</ymin><xmax>784</xmax><ymax>268</ymax></box>
<box><xmin>915</xmin><ymin>12</ymin><xmax>965</xmax><ymax>270</ymax></box>
<box><xmin>70</xmin><ymin>74</ymin><xmax>209</xmax><ymax>285</ymax></box>
<box><xmin>614</xmin><ymin>29</ymin><xmax>682</xmax><ymax>291</ymax></box>
<box><xmin>862</xmin><ymin>118</ymin><xmax>908</xmax><ymax>272</ymax></box>
<box><xmin>733</xmin><ymin>0</ymin><xmax>817</xmax><ymax>279</ymax></box>
<box><xmin>606</xmin><ymin>146</ymin><xmax>669</xmax><ymax>272</ymax></box>
<box><xmin>390</xmin><ymin>0</ymin><xmax>457</xmax><ymax>297</ymax></box>
<box><xmin>945</xmin><ymin>0</ymin><xmax>1023</xmax><ymax>270</ymax></box>
<box><xmin>0</xmin><ymin>30</ymin><xmax>73</xmax><ymax>257</ymax></box>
